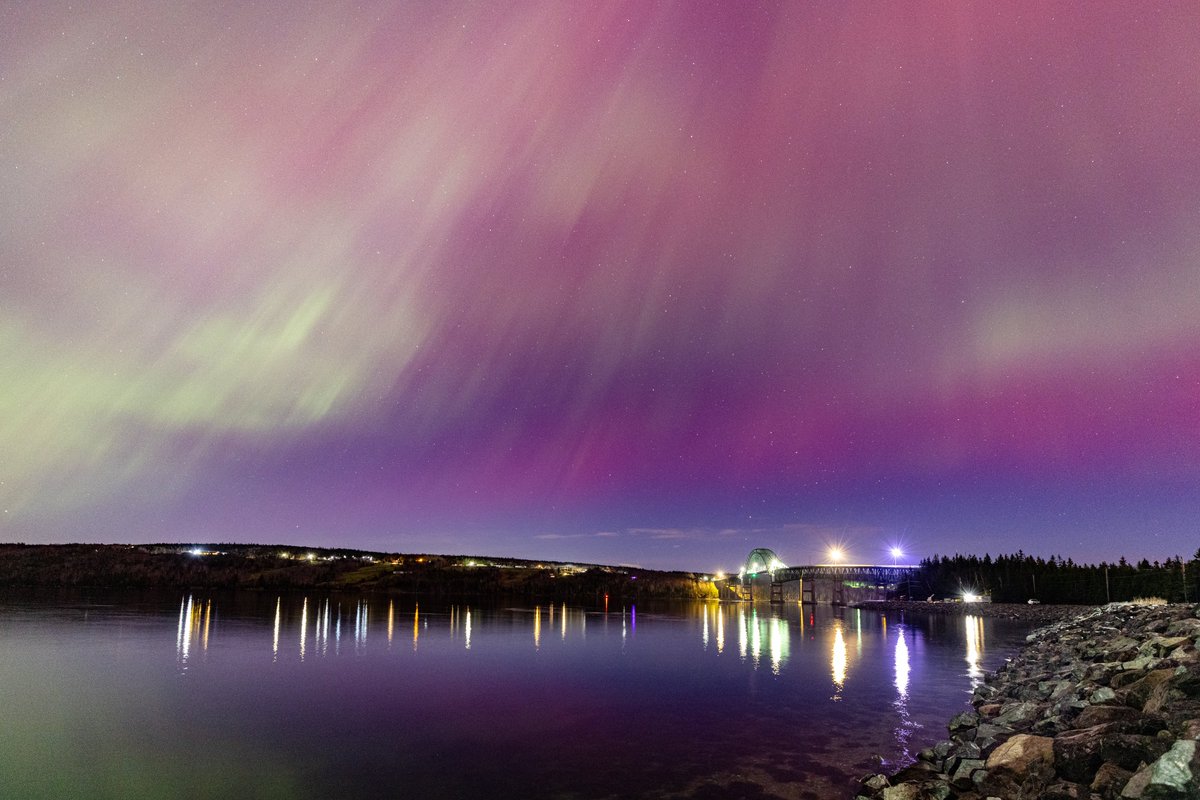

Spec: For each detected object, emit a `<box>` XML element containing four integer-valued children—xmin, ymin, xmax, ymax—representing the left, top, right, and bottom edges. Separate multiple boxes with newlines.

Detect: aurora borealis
<box><xmin>2</xmin><ymin>2</ymin><xmax>1198</xmax><ymax>570</ymax></box>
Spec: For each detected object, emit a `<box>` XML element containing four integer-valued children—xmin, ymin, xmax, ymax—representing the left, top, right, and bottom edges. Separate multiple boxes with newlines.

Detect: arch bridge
<box><xmin>729</xmin><ymin>548</ymin><xmax>919</xmax><ymax>605</ymax></box>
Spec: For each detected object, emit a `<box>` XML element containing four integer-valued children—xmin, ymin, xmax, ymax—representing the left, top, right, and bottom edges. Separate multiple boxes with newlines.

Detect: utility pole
<box><xmin>1105</xmin><ymin>566</ymin><xmax>1110</xmax><ymax>604</ymax></box>
<box><xmin>1183</xmin><ymin>559</ymin><xmax>1189</xmax><ymax>604</ymax></box>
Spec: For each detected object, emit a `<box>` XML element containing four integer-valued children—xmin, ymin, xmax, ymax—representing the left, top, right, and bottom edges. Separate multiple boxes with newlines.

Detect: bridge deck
<box><xmin>742</xmin><ymin>564</ymin><xmax>918</xmax><ymax>583</ymax></box>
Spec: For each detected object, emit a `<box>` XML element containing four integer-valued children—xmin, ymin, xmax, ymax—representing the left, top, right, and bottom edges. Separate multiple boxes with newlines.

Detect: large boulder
<box><xmin>1101</xmin><ymin>734</ymin><xmax>1174</xmax><ymax>773</ymax></box>
<box><xmin>1053</xmin><ymin>725</ymin><xmax>1107</xmax><ymax>783</ymax></box>
<box><xmin>1077</xmin><ymin>705</ymin><xmax>1145</xmax><ymax>728</ymax></box>
<box><xmin>1120</xmin><ymin>739</ymin><xmax>1200</xmax><ymax>799</ymax></box>
<box><xmin>995</xmin><ymin>701</ymin><xmax>1043</xmax><ymax>729</ymax></box>
<box><xmin>1121</xmin><ymin>669</ymin><xmax>1179</xmax><ymax>714</ymax></box>
<box><xmin>983</xmin><ymin>734</ymin><xmax>1056</xmax><ymax>798</ymax></box>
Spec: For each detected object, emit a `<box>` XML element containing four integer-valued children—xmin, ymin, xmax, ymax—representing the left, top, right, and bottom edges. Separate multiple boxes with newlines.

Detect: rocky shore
<box><xmin>854</xmin><ymin>600</ymin><xmax>1087</xmax><ymax>625</ymax></box>
<box><xmin>857</xmin><ymin>602</ymin><xmax>1200</xmax><ymax>800</ymax></box>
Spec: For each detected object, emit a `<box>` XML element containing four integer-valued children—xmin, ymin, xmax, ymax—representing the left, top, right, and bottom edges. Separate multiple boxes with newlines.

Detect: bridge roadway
<box><xmin>727</xmin><ymin>548</ymin><xmax>920</xmax><ymax>604</ymax></box>
<box><xmin>768</xmin><ymin>564</ymin><xmax>918</xmax><ymax>584</ymax></box>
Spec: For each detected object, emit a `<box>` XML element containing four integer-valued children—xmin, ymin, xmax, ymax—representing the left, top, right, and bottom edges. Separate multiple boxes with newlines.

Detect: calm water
<box><xmin>0</xmin><ymin>593</ymin><xmax>1032</xmax><ymax>799</ymax></box>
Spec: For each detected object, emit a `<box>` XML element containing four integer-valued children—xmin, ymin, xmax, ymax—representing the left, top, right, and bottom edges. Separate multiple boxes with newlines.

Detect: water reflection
<box><xmin>5</xmin><ymin>593</ymin><xmax>1039</xmax><ymax>800</ymax></box>
<box><xmin>165</xmin><ymin>596</ymin><xmax>990</xmax><ymax>706</ymax></box>
<box><xmin>894</xmin><ymin>629</ymin><xmax>910</xmax><ymax>697</ymax></box>
<box><xmin>272</xmin><ymin>597</ymin><xmax>281</xmax><ymax>661</ymax></box>
<box><xmin>724</xmin><ymin>606</ymin><xmax>790</xmax><ymax>673</ymax></box>
<box><xmin>830</xmin><ymin>621</ymin><xmax>846</xmax><ymax>699</ymax></box>
<box><xmin>965</xmin><ymin>614</ymin><xmax>984</xmax><ymax>687</ymax></box>
<box><xmin>768</xmin><ymin>616</ymin><xmax>786</xmax><ymax>675</ymax></box>
<box><xmin>175</xmin><ymin>594</ymin><xmax>215</xmax><ymax>670</ymax></box>
<box><xmin>893</xmin><ymin>625</ymin><xmax>914</xmax><ymax>763</ymax></box>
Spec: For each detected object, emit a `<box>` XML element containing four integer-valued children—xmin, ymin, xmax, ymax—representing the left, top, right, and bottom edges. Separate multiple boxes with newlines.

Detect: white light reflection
<box><xmin>412</xmin><ymin>605</ymin><xmax>419</xmax><ymax>651</ymax></box>
<box><xmin>313</xmin><ymin>600</ymin><xmax>323</xmax><ymax>654</ymax></box>
<box><xmin>702</xmin><ymin>604</ymin><xmax>709</xmax><ymax>650</ymax></box>
<box><xmin>560</xmin><ymin>603</ymin><xmax>566</xmax><ymax>641</ymax></box>
<box><xmin>855</xmin><ymin>609</ymin><xmax>862</xmax><ymax>657</ymax></box>
<box><xmin>176</xmin><ymin>595</ymin><xmax>196</xmax><ymax>667</ymax></box>
<box><xmin>299</xmin><ymin>598</ymin><xmax>308</xmax><ymax>661</ymax></box>
<box><xmin>534</xmin><ymin>605</ymin><xmax>541</xmax><ymax>650</ymax></box>
<box><xmin>965</xmin><ymin>614</ymin><xmax>984</xmax><ymax>687</ymax></box>
<box><xmin>355</xmin><ymin>601</ymin><xmax>368</xmax><ymax>652</ymax></box>
<box><xmin>716</xmin><ymin>606</ymin><xmax>724</xmax><ymax>654</ymax></box>
<box><xmin>322</xmin><ymin>599</ymin><xmax>330</xmax><ymax>655</ymax></box>
<box><xmin>893</xmin><ymin>626</ymin><xmax>915</xmax><ymax>764</ymax></box>
<box><xmin>388</xmin><ymin>600</ymin><xmax>394</xmax><ymax>646</ymax></box>
<box><xmin>465</xmin><ymin>608</ymin><xmax>472</xmax><ymax>650</ymax></box>
<box><xmin>768</xmin><ymin>616</ymin><xmax>788</xmax><ymax>675</ymax></box>
<box><xmin>272</xmin><ymin>597</ymin><xmax>281</xmax><ymax>662</ymax></box>
<box><xmin>737</xmin><ymin>606</ymin><xmax>748</xmax><ymax>660</ymax></box>
<box><xmin>202</xmin><ymin>600</ymin><xmax>211</xmax><ymax>652</ymax></box>
<box><xmin>831</xmin><ymin>621</ymin><xmax>846</xmax><ymax>700</ymax></box>
<box><xmin>749</xmin><ymin>608</ymin><xmax>762</xmax><ymax>668</ymax></box>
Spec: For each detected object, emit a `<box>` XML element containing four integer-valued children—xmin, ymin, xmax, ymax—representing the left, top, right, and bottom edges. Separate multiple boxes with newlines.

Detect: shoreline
<box><xmin>851</xmin><ymin>599</ymin><xmax>1090</xmax><ymax>626</ymax></box>
<box><xmin>856</xmin><ymin>601</ymin><xmax>1200</xmax><ymax>799</ymax></box>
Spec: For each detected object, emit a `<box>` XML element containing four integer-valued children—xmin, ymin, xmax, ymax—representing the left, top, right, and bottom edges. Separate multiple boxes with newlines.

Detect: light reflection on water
<box><xmin>175</xmin><ymin>594</ymin><xmax>994</xmax><ymax>700</ymax></box>
<box><xmin>2</xmin><ymin>594</ymin><xmax>1027</xmax><ymax>800</ymax></box>
<box><xmin>965</xmin><ymin>613</ymin><xmax>985</xmax><ymax>687</ymax></box>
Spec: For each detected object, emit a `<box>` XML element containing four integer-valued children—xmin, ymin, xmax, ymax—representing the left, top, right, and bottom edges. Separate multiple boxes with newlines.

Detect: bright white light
<box><xmin>890</xmin><ymin>547</ymin><xmax>904</xmax><ymax>559</ymax></box>
<box><xmin>715</xmin><ymin>571</ymin><xmax>726</xmax><ymax>580</ymax></box>
<box><xmin>306</xmin><ymin>553</ymin><xmax>316</xmax><ymax>561</ymax></box>
<box><xmin>827</xmin><ymin>546</ymin><xmax>844</xmax><ymax>563</ymax></box>
<box><xmin>962</xmin><ymin>592</ymin><xmax>980</xmax><ymax>603</ymax></box>
<box><xmin>190</xmin><ymin>548</ymin><xmax>203</xmax><ymax>556</ymax></box>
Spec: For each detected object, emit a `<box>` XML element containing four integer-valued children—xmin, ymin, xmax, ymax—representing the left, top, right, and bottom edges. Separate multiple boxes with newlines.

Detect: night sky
<box><xmin>3</xmin><ymin>2</ymin><xmax>1198</xmax><ymax>572</ymax></box>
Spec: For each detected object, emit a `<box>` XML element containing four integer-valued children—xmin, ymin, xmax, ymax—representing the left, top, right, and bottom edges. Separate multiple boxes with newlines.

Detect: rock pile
<box><xmin>857</xmin><ymin>602</ymin><xmax>1200</xmax><ymax>800</ymax></box>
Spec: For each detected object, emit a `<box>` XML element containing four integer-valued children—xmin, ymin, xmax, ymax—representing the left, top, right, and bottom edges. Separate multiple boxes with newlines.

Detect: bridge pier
<box><xmin>831</xmin><ymin>580</ymin><xmax>845</xmax><ymax>607</ymax></box>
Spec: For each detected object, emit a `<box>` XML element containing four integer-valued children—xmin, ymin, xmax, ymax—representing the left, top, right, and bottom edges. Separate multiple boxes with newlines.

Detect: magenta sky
<box><xmin>2</xmin><ymin>2</ymin><xmax>1198</xmax><ymax>571</ymax></box>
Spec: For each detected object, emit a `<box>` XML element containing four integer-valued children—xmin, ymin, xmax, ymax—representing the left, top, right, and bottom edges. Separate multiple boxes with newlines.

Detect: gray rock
<box><xmin>1091</xmin><ymin>687</ymin><xmax>1118</xmax><ymax>704</ymax></box>
<box><xmin>1121</xmin><ymin>739</ymin><xmax>1198</xmax><ymax>799</ymax></box>
<box><xmin>949</xmin><ymin>710</ymin><xmax>981</xmax><ymax>733</ymax></box>
<box><xmin>881</xmin><ymin>784</ymin><xmax>921</xmax><ymax>800</ymax></box>
<box><xmin>996</xmin><ymin>701</ymin><xmax>1042</xmax><ymax>728</ymax></box>
<box><xmin>861</xmin><ymin>773</ymin><xmax>890</xmax><ymax>791</ymax></box>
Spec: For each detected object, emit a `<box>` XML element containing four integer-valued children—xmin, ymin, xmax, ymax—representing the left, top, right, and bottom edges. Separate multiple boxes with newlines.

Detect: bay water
<box><xmin>0</xmin><ymin>593</ymin><xmax>1032</xmax><ymax>799</ymax></box>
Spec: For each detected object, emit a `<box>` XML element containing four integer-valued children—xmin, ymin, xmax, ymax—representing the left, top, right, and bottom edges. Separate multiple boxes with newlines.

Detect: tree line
<box><xmin>908</xmin><ymin>549</ymin><xmax>1200</xmax><ymax>604</ymax></box>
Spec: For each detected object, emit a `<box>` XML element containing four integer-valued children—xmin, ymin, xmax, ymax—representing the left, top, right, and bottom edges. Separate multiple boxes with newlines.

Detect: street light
<box><xmin>890</xmin><ymin>546</ymin><xmax>904</xmax><ymax>565</ymax></box>
<box><xmin>827</xmin><ymin>546</ymin><xmax>845</xmax><ymax>563</ymax></box>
